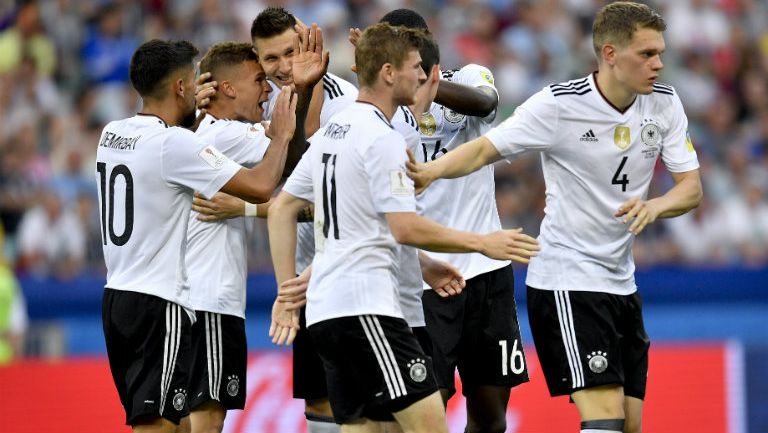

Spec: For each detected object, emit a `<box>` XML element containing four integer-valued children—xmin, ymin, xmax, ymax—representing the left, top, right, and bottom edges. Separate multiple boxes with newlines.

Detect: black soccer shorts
<box><xmin>102</xmin><ymin>288</ymin><xmax>191</xmax><ymax>425</ymax></box>
<box><xmin>526</xmin><ymin>286</ymin><xmax>650</xmax><ymax>399</ymax></box>
<box><xmin>293</xmin><ymin>305</ymin><xmax>329</xmax><ymax>401</ymax></box>
<box><xmin>421</xmin><ymin>264</ymin><xmax>529</xmax><ymax>396</ymax></box>
<box><xmin>308</xmin><ymin>315</ymin><xmax>438</xmax><ymax>424</ymax></box>
<box><xmin>188</xmin><ymin>311</ymin><xmax>247</xmax><ymax>410</ymax></box>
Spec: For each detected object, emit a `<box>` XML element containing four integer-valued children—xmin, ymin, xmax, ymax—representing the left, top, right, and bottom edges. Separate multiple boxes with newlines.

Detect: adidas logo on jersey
<box><xmin>580</xmin><ymin>130</ymin><xmax>598</xmax><ymax>142</ymax></box>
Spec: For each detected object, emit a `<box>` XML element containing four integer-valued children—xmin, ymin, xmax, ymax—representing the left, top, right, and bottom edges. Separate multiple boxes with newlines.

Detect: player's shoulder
<box><xmin>445</xmin><ymin>64</ymin><xmax>495</xmax><ymax>88</ymax></box>
<box><xmin>392</xmin><ymin>106</ymin><xmax>419</xmax><ymax>132</ymax></box>
<box><xmin>322</xmin><ymin>72</ymin><xmax>359</xmax><ymax>100</ymax></box>
<box><xmin>650</xmin><ymin>81</ymin><xmax>676</xmax><ymax>97</ymax></box>
<box><xmin>547</xmin><ymin>76</ymin><xmax>592</xmax><ymax>98</ymax></box>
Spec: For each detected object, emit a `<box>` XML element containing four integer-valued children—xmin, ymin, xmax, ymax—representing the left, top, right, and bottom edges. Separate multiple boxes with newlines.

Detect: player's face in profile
<box><xmin>179</xmin><ymin>67</ymin><xmax>198</xmax><ymax>127</ymax></box>
<box><xmin>253</xmin><ymin>29</ymin><xmax>296</xmax><ymax>90</ymax></box>
<box><xmin>232</xmin><ymin>60</ymin><xmax>272</xmax><ymax>123</ymax></box>
<box><xmin>393</xmin><ymin>50</ymin><xmax>427</xmax><ymax>106</ymax></box>
<box><xmin>613</xmin><ymin>27</ymin><xmax>665</xmax><ymax>95</ymax></box>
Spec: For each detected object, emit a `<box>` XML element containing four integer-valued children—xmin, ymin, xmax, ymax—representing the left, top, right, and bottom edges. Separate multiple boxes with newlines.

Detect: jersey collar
<box><xmin>590</xmin><ymin>72</ymin><xmax>637</xmax><ymax>115</ymax></box>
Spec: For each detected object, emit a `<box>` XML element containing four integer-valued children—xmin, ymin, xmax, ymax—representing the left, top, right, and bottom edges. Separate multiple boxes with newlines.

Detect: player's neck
<box><xmin>357</xmin><ymin>88</ymin><xmax>396</xmax><ymax>120</ymax></box>
<box><xmin>595</xmin><ymin>70</ymin><xmax>636</xmax><ymax>111</ymax></box>
<box><xmin>140</xmin><ymin>99</ymin><xmax>183</xmax><ymax>126</ymax></box>
<box><xmin>205</xmin><ymin>104</ymin><xmax>236</xmax><ymax>122</ymax></box>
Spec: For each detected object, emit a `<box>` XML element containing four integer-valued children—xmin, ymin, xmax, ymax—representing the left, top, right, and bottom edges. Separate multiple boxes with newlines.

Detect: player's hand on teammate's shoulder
<box><xmin>269</xmin><ymin>300</ymin><xmax>300</xmax><ymax>346</ymax></box>
<box><xmin>405</xmin><ymin>149</ymin><xmax>435</xmax><ymax>194</ymax></box>
<box><xmin>615</xmin><ymin>197</ymin><xmax>661</xmax><ymax>235</ymax></box>
<box><xmin>192</xmin><ymin>191</ymin><xmax>245</xmax><ymax>222</ymax></box>
<box><xmin>265</xmin><ymin>86</ymin><xmax>297</xmax><ymax>142</ymax></box>
<box><xmin>292</xmin><ymin>23</ymin><xmax>330</xmax><ymax>90</ymax></box>
<box><xmin>480</xmin><ymin>228</ymin><xmax>540</xmax><ymax>263</ymax></box>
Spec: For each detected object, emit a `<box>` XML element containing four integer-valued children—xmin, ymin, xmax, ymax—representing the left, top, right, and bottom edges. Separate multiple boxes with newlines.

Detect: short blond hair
<box><xmin>592</xmin><ymin>2</ymin><xmax>666</xmax><ymax>57</ymax></box>
<box><xmin>355</xmin><ymin>23</ymin><xmax>427</xmax><ymax>88</ymax></box>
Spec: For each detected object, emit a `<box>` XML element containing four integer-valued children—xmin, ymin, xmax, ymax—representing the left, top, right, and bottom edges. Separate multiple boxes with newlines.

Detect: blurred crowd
<box><xmin>1</xmin><ymin>0</ymin><xmax>767</xmax><ymax>282</ymax></box>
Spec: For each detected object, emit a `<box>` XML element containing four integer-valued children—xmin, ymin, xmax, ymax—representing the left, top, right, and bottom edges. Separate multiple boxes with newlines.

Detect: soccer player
<box><xmin>98</xmin><ymin>39</ymin><xmax>300</xmax><ymax>433</ymax></box>
<box><xmin>267</xmin><ymin>23</ymin><xmax>539</xmax><ymax>433</ymax></box>
<box><xmin>375</xmin><ymin>9</ymin><xmax>531</xmax><ymax>433</ymax></box>
<box><xmin>406</xmin><ymin>3</ymin><xmax>703</xmax><ymax>433</ymax></box>
<box><xmin>185</xmin><ymin>31</ymin><xmax>326</xmax><ymax>433</ymax></box>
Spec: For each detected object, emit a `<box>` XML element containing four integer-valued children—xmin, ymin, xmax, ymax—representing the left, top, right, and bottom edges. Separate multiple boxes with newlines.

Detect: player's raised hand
<box><xmin>421</xmin><ymin>256</ymin><xmax>466</xmax><ymax>297</ymax></box>
<box><xmin>192</xmin><ymin>191</ymin><xmax>245</xmax><ymax>222</ymax></box>
<box><xmin>405</xmin><ymin>149</ymin><xmax>435</xmax><ymax>194</ymax></box>
<box><xmin>480</xmin><ymin>228</ymin><xmax>540</xmax><ymax>263</ymax></box>
<box><xmin>615</xmin><ymin>197</ymin><xmax>660</xmax><ymax>235</ymax></box>
<box><xmin>265</xmin><ymin>86</ymin><xmax>297</xmax><ymax>142</ymax></box>
<box><xmin>269</xmin><ymin>300</ymin><xmax>299</xmax><ymax>346</ymax></box>
<box><xmin>292</xmin><ymin>23</ymin><xmax>329</xmax><ymax>90</ymax></box>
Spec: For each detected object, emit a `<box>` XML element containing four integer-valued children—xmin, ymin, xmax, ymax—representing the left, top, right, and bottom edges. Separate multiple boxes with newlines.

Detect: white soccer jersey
<box><xmin>186</xmin><ymin>115</ymin><xmax>271</xmax><ymax>318</ymax></box>
<box><xmin>264</xmin><ymin>73</ymin><xmax>359</xmax><ymax>273</ymax></box>
<box><xmin>391</xmin><ymin>106</ymin><xmax>425</xmax><ymax>327</ymax></box>
<box><xmin>415</xmin><ymin>64</ymin><xmax>509</xmax><ymax>284</ymax></box>
<box><xmin>485</xmin><ymin>73</ymin><xmax>700</xmax><ymax>295</ymax></box>
<box><xmin>96</xmin><ymin>114</ymin><xmax>242</xmax><ymax>313</ymax></box>
<box><xmin>283</xmin><ymin>102</ymin><xmax>415</xmax><ymax>327</ymax></box>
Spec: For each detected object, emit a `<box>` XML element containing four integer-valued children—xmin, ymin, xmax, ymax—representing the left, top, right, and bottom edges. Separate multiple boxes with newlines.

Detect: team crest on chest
<box><xmin>419</xmin><ymin>113</ymin><xmax>437</xmax><ymax>136</ymax></box>
<box><xmin>613</xmin><ymin>126</ymin><xmax>631</xmax><ymax>150</ymax></box>
<box><xmin>442</xmin><ymin>106</ymin><xmax>465</xmax><ymax>124</ymax></box>
<box><xmin>640</xmin><ymin>119</ymin><xmax>661</xmax><ymax>159</ymax></box>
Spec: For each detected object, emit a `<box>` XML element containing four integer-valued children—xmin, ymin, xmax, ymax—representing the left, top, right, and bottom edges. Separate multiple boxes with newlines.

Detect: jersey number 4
<box><xmin>612</xmin><ymin>156</ymin><xmax>629</xmax><ymax>192</ymax></box>
<box><xmin>321</xmin><ymin>153</ymin><xmax>339</xmax><ymax>239</ymax></box>
<box><xmin>96</xmin><ymin>162</ymin><xmax>134</xmax><ymax>246</ymax></box>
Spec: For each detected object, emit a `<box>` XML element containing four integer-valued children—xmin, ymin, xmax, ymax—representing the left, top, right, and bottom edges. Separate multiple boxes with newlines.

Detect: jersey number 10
<box><xmin>96</xmin><ymin>162</ymin><xmax>134</xmax><ymax>246</ymax></box>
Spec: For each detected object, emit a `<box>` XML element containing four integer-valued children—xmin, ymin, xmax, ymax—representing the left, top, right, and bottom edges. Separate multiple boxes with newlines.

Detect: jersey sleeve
<box><xmin>484</xmin><ymin>87</ymin><xmax>557</xmax><ymax>160</ymax></box>
<box><xmin>660</xmin><ymin>92</ymin><xmax>700</xmax><ymax>173</ymax></box>
<box><xmin>452</xmin><ymin>64</ymin><xmax>499</xmax><ymax>124</ymax></box>
<box><xmin>363</xmin><ymin>132</ymin><xmax>416</xmax><ymax>214</ymax></box>
<box><xmin>282</xmin><ymin>149</ymin><xmax>314</xmax><ymax>203</ymax></box>
<box><xmin>162</xmin><ymin>128</ymin><xmax>242</xmax><ymax>199</ymax></box>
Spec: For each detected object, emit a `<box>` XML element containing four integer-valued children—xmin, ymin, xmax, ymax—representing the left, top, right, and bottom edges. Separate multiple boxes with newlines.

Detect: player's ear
<box><xmin>601</xmin><ymin>43</ymin><xmax>616</xmax><ymax>66</ymax></box>
<box><xmin>219</xmin><ymin>80</ymin><xmax>235</xmax><ymax>98</ymax></box>
<box><xmin>431</xmin><ymin>64</ymin><xmax>440</xmax><ymax>83</ymax></box>
<box><xmin>381</xmin><ymin>63</ymin><xmax>395</xmax><ymax>85</ymax></box>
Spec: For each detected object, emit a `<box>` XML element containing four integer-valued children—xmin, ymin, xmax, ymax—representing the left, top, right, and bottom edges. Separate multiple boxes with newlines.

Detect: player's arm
<box><xmin>405</xmin><ymin>136</ymin><xmax>502</xmax><ymax>193</ymax></box>
<box><xmin>435</xmin><ymin>81</ymin><xmax>497</xmax><ymax>118</ymax></box>
<box><xmin>266</xmin><ymin>190</ymin><xmax>310</xmax><ymax>345</ymax></box>
<box><xmin>615</xmin><ymin>169</ymin><xmax>703</xmax><ymax>235</ymax></box>
<box><xmin>219</xmin><ymin>87</ymin><xmax>297</xmax><ymax>203</ymax></box>
<box><xmin>386</xmin><ymin>212</ymin><xmax>539</xmax><ymax>263</ymax></box>
<box><xmin>286</xmin><ymin>24</ymin><xmax>330</xmax><ymax>173</ymax></box>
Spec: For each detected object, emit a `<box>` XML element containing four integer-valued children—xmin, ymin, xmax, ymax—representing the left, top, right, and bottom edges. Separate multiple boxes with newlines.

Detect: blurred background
<box><xmin>0</xmin><ymin>0</ymin><xmax>765</xmax><ymax>432</ymax></box>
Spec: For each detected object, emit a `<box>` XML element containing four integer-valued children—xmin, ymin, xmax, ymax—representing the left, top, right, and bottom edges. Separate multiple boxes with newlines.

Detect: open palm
<box><xmin>292</xmin><ymin>23</ymin><xmax>329</xmax><ymax>90</ymax></box>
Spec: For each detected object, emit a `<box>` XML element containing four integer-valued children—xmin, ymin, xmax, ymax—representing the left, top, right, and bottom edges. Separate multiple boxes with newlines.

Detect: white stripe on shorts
<box><xmin>359</xmin><ymin>316</ymin><xmax>407</xmax><ymax>398</ymax></box>
<box><xmin>205</xmin><ymin>312</ymin><xmax>224</xmax><ymax>401</ymax></box>
<box><xmin>160</xmin><ymin>303</ymin><xmax>182</xmax><ymax>415</ymax></box>
<box><xmin>555</xmin><ymin>291</ymin><xmax>584</xmax><ymax>388</ymax></box>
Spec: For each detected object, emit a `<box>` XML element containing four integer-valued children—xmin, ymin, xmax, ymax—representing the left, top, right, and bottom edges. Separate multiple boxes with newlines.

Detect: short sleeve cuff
<box><xmin>197</xmin><ymin>159</ymin><xmax>242</xmax><ymax>199</ymax></box>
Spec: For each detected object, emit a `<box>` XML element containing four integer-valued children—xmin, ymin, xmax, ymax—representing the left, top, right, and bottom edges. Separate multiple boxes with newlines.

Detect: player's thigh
<box><xmin>189</xmin><ymin>312</ymin><xmax>247</xmax><ymax>411</ymax></box>
<box><xmin>309</xmin><ymin>315</ymin><xmax>438</xmax><ymax>425</ymax></box>
<box><xmin>527</xmin><ymin>287</ymin><xmax>627</xmax><ymax>398</ymax></box>
<box><xmin>420</xmin><ymin>288</ymin><xmax>466</xmax><ymax>394</ymax></box>
<box><xmin>571</xmin><ymin>384</ymin><xmax>625</xmax><ymax>420</ymax></box>
<box><xmin>104</xmin><ymin>290</ymin><xmax>192</xmax><ymax>425</ymax></box>
<box><xmin>392</xmin><ymin>391</ymin><xmax>448</xmax><ymax>433</ymax></box>
<box><xmin>294</xmin><ymin>305</ymin><xmax>329</xmax><ymax>404</ymax></box>
<box><xmin>624</xmin><ymin>395</ymin><xmax>644</xmax><ymax>433</ymax></box>
<box><xmin>458</xmin><ymin>266</ymin><xmax>529</xmax><ymax>391</ymax></box>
